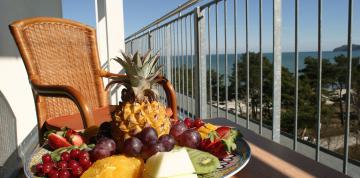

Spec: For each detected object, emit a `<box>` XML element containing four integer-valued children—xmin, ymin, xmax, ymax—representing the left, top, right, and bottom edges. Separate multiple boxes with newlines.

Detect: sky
<box><xmin>62</xmin><ymin>0</ymin><xmax>360</xmax><ymax>53</ymax></box>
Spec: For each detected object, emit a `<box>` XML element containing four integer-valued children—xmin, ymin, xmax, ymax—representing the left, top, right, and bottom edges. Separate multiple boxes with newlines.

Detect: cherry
<box><xmin>71</xmin><ymin>165</ymin><xmax>84</xmax><ymax>177</ymax></box>
<box><xmin>68</xmin><ymin>160</ymin><xmax>79</xmax><ymax>170</ymax></box>
<box><xmin>35</xmin><ymin>163</ymin><xmax>43</xmax><ymax>173</ymax></box>
<box><xmin>79</xmin><ymin>158</ymin><xmax>92</xmax><ymax>170</ymax></box>
<box><xmin>78</xmin><ymin>151</ymin><xmax>90</xmax><ymax>160</ymax></box>
<box><xmin>70</xmin><ymin>149</ymin><xmax>80</xmax><ymax>159</ymax></box>
<box><xmin>58</xmin><ymin>169</ymin><xmax>70</xmax><ymax>178</ymax></box>
<box><xmin>193</xmin><ymin>118</ymin><xmax>205</xmax><ymax>128</ymax></box>
<box><xmin>184</xmin><ymin>118</ymin><xmax>193</xmax><ymax>128</ymax></box>
<box><xmin>60</xmin><ymin>152</ymin><xmax>70</xmax><ymax>161</ymax></box>
<box><xmin>48</xmin><ymin>169</ymin><xmax>59</xmax><ymax>178</ymax></box>
<box><xmin>42</xmin><ymin>153</ymin><xmax>52</xmax><ymax>163</ymax></box>
<box><xmin>42</xmin><ymin>162</ymin><xmax>53</xmax><ymax>174</ymax></box>
<box><xmin>57</xmin><ymin>161</ymin><xmax>68</xmax><ymax>169</ymax></box>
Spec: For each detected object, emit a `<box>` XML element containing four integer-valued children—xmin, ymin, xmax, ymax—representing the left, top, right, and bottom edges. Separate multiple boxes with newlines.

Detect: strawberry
<box><xmin>65</xmin><ymin>129</ymin><xmax>77</xmax><ymax>139</ymax></box>
<box><xmin>210</xmin><ymin>141</ymin><xmax>229</xmax><ymax>159</ymax></box>
<box><xmin>48</xmin><ymin>133</ymin><xmax>71</xmax><ymax>149</ymax></box>
<box><xmin>215</xmin><ymin>126</ymin><xmax>231</xmax><ymax>138</ymax></box>
<box><xmin>68</xmin><ymin>134</ymin><xmax>84</xmax><ymax>146</ymax></box>
<box><xmin>199</xmin><ymin>128</ymin><xmax>241</xmax><ymax>159</ymax></box>
<box><xmin>193</xmin><ymin>118</ymin><xmax>205</xmax><ymax>128</ymax></box>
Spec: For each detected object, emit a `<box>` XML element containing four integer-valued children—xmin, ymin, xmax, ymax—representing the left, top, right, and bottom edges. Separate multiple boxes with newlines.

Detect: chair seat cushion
<box><xmin>46</xmin><ymin>105</ymin><xmax>116</xmax><ymax>130</ymax></box>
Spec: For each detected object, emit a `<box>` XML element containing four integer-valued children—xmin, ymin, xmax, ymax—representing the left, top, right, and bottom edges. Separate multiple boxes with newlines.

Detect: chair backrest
<box><xmin>9</xmin><ymin>17</ymin><xmax>108</xmax><ymax>128</ymax></box>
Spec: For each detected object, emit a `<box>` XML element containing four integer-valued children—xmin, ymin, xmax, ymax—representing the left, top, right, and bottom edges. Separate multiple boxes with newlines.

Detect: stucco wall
<box><xmin>0</xmin><ymin>0</ymin><xmax>62</xmax><ymax>145</ymax></box>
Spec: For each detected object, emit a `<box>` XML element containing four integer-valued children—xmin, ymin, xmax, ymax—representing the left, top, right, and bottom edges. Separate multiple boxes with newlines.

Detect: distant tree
<box><xmin>207</xmin><ymin>69</ymin><xmax>226</xmax><ymax>101</ymax></box>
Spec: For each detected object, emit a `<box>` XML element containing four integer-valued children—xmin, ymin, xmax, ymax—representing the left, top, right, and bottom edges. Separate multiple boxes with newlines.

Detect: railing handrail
<box><xmin>125</xmin><ymin>0</ymin><xmax>201</xmax><ymax>42</ymax></box>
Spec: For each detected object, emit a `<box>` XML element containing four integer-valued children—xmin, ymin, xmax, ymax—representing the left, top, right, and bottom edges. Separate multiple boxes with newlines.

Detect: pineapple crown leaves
<box><xmin>112</xmin><ymin>50</ymin><xmax>163</xmax><ymax>102</ymax></box>
<box><xmin>113</xmin><ymin>50</ymin><xmax>163</xmax><ymax>84</ymax></box>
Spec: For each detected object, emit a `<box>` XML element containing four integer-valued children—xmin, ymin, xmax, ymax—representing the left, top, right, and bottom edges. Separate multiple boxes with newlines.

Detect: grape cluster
<box><xmin>35</xmin><ymin>149</ymin><xmax>92</xmax><ymax>178</ymax></box>
<box><xmin>122</xmin><ymin>127</ymin><xmax>176</xmax><ymax>160</ymax></box>
<box><xmin>170</xmin><ymin>121</ymin><xmax>202</xmax><ymax>149</ymax></box>
<box><xmin>89</xmin><ymin>137</ymin><xmax>116</xmax><ymax>162</ymax></box>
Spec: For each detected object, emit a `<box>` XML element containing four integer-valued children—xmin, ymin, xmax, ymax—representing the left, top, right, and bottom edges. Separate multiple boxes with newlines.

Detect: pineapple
<box><xmin>110</xmin><ymin>51</ymin><xmax>171</xmax><ymax>141</ymax></box>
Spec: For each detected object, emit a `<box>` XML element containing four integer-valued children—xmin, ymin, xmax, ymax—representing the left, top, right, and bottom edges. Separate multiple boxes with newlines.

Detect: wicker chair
<box><xmin>9</xmin><ymin>17</ymin><xmax>177</xmax><ymax>141</ymax></box>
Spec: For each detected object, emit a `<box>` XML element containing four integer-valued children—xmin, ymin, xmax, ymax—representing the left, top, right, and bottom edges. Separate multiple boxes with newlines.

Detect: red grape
<box><xmin>68</xmin><ymin>160</ymin><xmax>79</xmax><ymax>170</ymax></box>
<box><xmin>57</xmin><ymin>161</ymin><xmax>68</xmax><ymax>169</ymax></box>
<box><xmin>95</xmin><ymin>137</ymin><xmax>116</xmax><ymax>156</ymax></box>
<box><xmin>48</xmin><ymin>169</ymin><xmax>59</xmax><ymax>178</ymax></box>
<box><xmin>78</xmin><ymin>151</ymin><xmax>90</xmax><ymax>160</ymax></box>
<box><xmin>169</xmin><ymin>122</ymin><xmax>187</xmax><ymax>140</ymax></box>
<box><xmin>42</xmin><ymin>153</ymin><xmax>52</xmax><ymax>163</ymax></box>
<box><xmin>70</xmin><ymin>149</ymin><xmax>80</xmax><ymax>159</ymax></box>
<box><xmin>141</xmin><ymin>142</ymin><xmax>165</xmax><ymax>160</ymax></box>
<box><xmin>158</xmin><ymin>134</ymin><xmax>175</xmax><ymax>151</ymax></box>
<box><xmin>58</xmin><ymin>169</ymin><xmax>70</xmax><ymax>178</ymax></box>
<box><xmin>35</xmin><ymin>163</ymin><xmax>43</xmax><ymax>174</ymax></box>
<box><xmin>122</xmin><ymin>137</ymin><xmax>143</xmax><ymax>157</ymax></box>
<box><xmin>179</xmin><ymin>129</ymin><xmax>201</xmax><ymax>148</ymax></box>
<box><xmin>137</xmin><ymin>127</ymin><xmax>158</xmax><ymax>145</ymax></box>
<box><xmin>90</xmin><ymin>147</ymin><xmax>111</xmax><ymax>161</ymax></box>
<box><xmin>42</xmin><ymin>162</ymin><xmax>53</xmax><ymax>174</ymax></box>
<box><xmin>60</xmin><ymin>152</ymin><xmax>70</xmax><ymax>161</ymax></box>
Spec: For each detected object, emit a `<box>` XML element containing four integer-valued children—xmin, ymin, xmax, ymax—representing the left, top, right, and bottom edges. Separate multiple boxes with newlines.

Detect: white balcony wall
<box><xmin>0</xmin><ymin>0</ymin><xmax>62</xmax><ymax>145</ymax></box>
<box><xmin>95</xmin><ymin>0</ymin><xmax>125</xmax><ymax>104</ymax></box>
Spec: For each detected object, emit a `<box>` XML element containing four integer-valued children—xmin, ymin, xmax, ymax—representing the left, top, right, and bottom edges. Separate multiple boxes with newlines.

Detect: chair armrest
<box><xmin>100</xmin><ymin>70</ymin><xmax>125</xmax><ymax>79</ymax></box>
<box><xmin>31</xmin><ymin>78</ymin><xmax>95</xmax><ymax>128</ymax></box>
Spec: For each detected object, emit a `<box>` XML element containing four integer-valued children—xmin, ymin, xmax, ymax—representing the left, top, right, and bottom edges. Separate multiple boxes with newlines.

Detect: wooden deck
<box><xmin>207</xmin><ymin>118</ymin><xmax>349</xmax><ymax>178</ymax></box>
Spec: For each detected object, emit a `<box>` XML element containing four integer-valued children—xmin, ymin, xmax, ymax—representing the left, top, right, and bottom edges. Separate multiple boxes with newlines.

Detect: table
<box><xmin>207</xmin><ymin>118</ymin><xmax>349</xmax><ymax>178</ymax></box>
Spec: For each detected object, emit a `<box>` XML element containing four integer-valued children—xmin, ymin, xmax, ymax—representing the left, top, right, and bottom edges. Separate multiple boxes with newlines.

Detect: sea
<box><xmin>172</xmin><ymin>51</ymin><xmax>360</xmax><ymax>75</ymax></box>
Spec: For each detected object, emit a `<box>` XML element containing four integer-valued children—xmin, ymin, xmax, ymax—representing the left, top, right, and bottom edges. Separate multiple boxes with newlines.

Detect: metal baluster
<box><xmin>194</xmin><ymin>7</ymin><xmax>207</xmax><ymax>119</ymax></box>
<box><xmin>343</xmin><ymin>0</ymin><xmax>353</xmax><ymax>174</ymax></box>
<box><xmin>216</xmin><ymin>1</ymin><xmax>220</xmax><ymax>118</ymax></box>
<box><xmin>181</xmin><ymin>17</ymin><xmax>185</xmax><ymax>117</ymax></box>
<box><xmin>259</xmin><ymin>0</ymin><xmax>263</xmax><ymax>135</ymax></box>
<box><xmin>224</xmin><ymin>0</ymin><xmax>228</xmax><ymax>119</ymax></box>
<box><xmin>207</xmin><ymin>7</ymin><xmax>212</xmax><ymax>118</ymax></box>
<box><xmin>185</xmin><ymin>16</ymin><xmax>189</xmax><ymax>117</ymax></box>
<box><xmin>173</xmin><ymin>24</ymin><xmax>175</xmax><ymax>85</ymax></box>
<box><xmin>294</xmin><ymin>0</ymin><xmax>299</xmax><ymax>150</ymax></box>
<box><xmin>177</xmin><ymin>20</ymin><xmax>181</xmax><ymax>113</ymax></box>
<box><xmin>190</xmin><ymin>15</ymin><xmax>195</xmax><ymax>118</ymax></box>
<box><xmin>245</xmin><ymin>0</ymin><xmax>250</xmax><ymax>128</ymax></box>
<box><xmin>315</xmin><ymin>0</ymin><xmax>322</xmax><ymax>162</ymax></box>
<box><xmin>234</xmin><ymin>0</ymin><xmax>238</xmax><ymax>125</ymax></box>
<box><xmin>272</xmin><ymin>0</ymin><xmax>282</xmax><ymax>142</ymax></box>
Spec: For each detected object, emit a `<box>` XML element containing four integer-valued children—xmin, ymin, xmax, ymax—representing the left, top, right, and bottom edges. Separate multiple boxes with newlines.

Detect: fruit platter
<box><xmin>24</xmin><ymin>52</ymin><xmax>251</xmax><ymax>178</ymax></box>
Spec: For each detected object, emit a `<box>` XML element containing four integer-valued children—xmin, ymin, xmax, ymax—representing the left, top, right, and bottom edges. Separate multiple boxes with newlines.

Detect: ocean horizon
<box><xmin>171</xmin><ymin>50</ymin><xmax>360</xmax><ymax>75</ymax></box>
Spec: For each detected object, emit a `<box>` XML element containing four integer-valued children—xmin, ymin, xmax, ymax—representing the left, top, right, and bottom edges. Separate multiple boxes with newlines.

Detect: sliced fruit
<box><xmin>199</xmin><ymin>128</ymin><xmax>241</xmax><ymax>159</ymax></box>
<box><xmin>65</xmin><ymin>129</ymin><xmax>77</xmax><ymax>139</ymax></box>
<box><xmin>204</xmin><ymin>123</ymin><xmax>218</xmax><ymax>131</ymax></box>
<box><xmin>48</xmin><ymin>133</ymin><xmax>72</xmax><ymax>150</ymax></box>
<box><xmin>215</xmin><ymin>126</ymin><xmax>231</xmax><ymax>138</ymax></box>
<box><xmin>144</xmin><ymin>148</ymin><xmax>195</xmax><ymax>178</ymax></box>
<box><xmin>69</xmin><ymin>134</ymin><xmax>84</xmax><ymax>146</ymax></box>
<box><xmin>186</xmin><ymin>147</ymin><xmax>220</xmax><ymax>174</ymax></box>
<box><xmin>81</xmin><ymin>155</ymin><xmax>144</xmax><ymax>178</ymax></box>
<box><xmin>197</xmin><ymin>123</ymin><xmax>219</xmax><ymax>139</ymax></box>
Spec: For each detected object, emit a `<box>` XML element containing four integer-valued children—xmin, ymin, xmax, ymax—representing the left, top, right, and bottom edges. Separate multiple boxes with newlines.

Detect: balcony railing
<box><xmin>124</xmin><ymin>0</ymin><xmax>359</xmax><ymax>177</ymax></box>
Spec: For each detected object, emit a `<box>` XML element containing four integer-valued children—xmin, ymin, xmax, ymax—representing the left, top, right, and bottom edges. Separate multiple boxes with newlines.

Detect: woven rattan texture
<box><xmin>23</xmin><ymin>22</ymin><xmax>101</xmax><ymax>119</ymax></box>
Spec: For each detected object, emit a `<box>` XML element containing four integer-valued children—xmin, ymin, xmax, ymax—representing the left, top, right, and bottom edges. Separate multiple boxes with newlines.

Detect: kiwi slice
<box><xmin>186</xmin><ymin>147</ymin><xmax>220</xmax><ymax>174</ymax></box>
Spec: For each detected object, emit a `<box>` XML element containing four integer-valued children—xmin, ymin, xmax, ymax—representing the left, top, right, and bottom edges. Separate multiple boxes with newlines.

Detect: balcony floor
<box><xmin>207</xmin><ymin>118</ymin><xmax>349</xmax><ymax>178</ymax></box>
